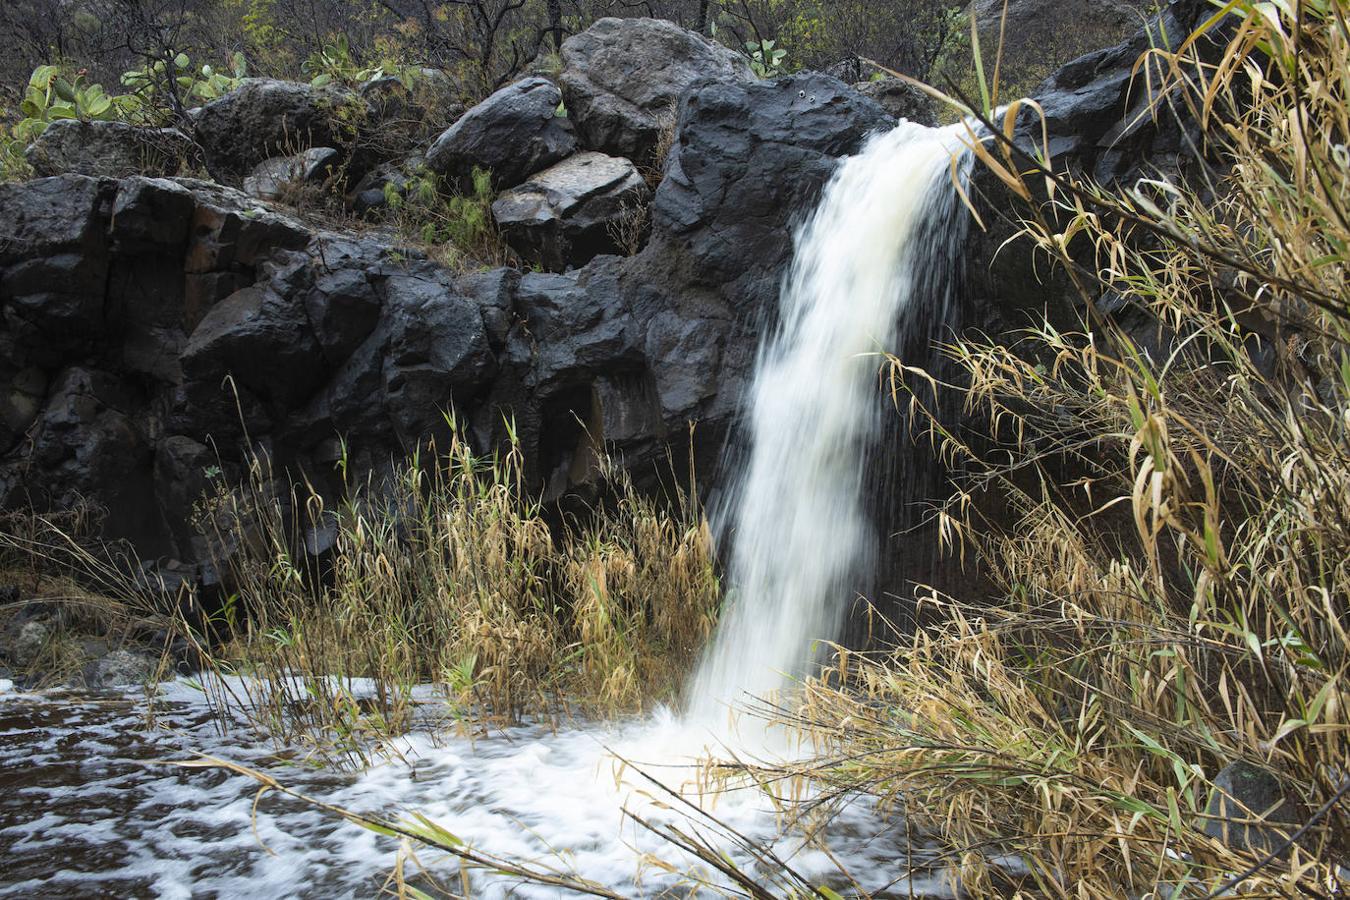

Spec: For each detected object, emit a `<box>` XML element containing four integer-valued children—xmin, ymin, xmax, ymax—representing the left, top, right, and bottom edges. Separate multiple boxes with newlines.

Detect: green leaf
<box><xmin>405</xmin><ymin>812</ymin><xmax>464</xmax><ymax>847</ymax></box>
<box><xmin>174</xmin><ymin>52</ymin><xmax>190</xmax><ymax>69</ymax></box>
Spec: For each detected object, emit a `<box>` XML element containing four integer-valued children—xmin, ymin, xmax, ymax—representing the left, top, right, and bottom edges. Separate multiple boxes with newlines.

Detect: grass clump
<box><xmin>381</xmin><ymin>165</ymin><xmax>513</xmax><ymax>270</ymax></box>
<box><xmin>181</xmin><ymin>425</ymin><xmax>718</xmax><ymax>760</ymax></box>
<box><xmin>751</xmin><ymin>1</ymin><xmax>1350</xmax><ymax>895</ymax></box>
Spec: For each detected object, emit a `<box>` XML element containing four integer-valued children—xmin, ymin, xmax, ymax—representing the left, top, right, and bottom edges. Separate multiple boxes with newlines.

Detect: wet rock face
<box><xmin>193</xmin><ymin>79</ymin><xmax>366</xmax><ymax>185</ymax></box>
<box><xmin>26</xmin><ymin>121</ymin><xmax>198</xmax><ymax>179</ymax></box>
<box><xmin>492</xmin><ymin>152</ymin><xmax>650</xmax><ymax>272</ymax></box>
<box><xmin>652</xmin><ymin>72</ymin><xmax>892</xmax><ymax>290</ymax></box>
<box><xmin>424</xmin><ymin>76</ymin><xmax>576</xmax><ymax>192</ymax></box>
<box><xmin>560</xmin><ymin>17</ymin><xmax>754</xmax><ymax>165</ymax></box>
<box><xmin>0</xmin><ymin>10</ymin><xmax>1201</xmax><ymax>583</ymax></box>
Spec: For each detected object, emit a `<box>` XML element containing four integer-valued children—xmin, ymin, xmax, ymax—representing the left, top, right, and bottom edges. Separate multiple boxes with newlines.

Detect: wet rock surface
<box><xmin>0</xmin><ymin>8</ymin><xmax>1202</xmax><ymax>589</ymax></box>
<box><xmin>424</xmin><ymin>76</ymin><xmax>576</xmax><ymax>191</ymax></box>
<box><xmin>492</xmin><ymin>151</ymin><xmax>650</xmax><ymax>271</ymax></box>
<box><xmin>560</xmin><ymin>17</ymin><xmax>754</xmax><ymax>164</ymax></box>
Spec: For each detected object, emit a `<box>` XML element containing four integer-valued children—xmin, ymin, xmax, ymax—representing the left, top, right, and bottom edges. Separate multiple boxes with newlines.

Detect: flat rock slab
<box><xmin>493</xmin><ymin>151</ymin><xmax>650</xmax><ymax>272</ymax></box>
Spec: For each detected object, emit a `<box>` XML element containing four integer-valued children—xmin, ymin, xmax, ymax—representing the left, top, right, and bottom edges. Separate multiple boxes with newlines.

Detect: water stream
<box><xmin>2</xmin><ymin>120</ymin><xmax>970</xmax><ymax>898</ymax></box>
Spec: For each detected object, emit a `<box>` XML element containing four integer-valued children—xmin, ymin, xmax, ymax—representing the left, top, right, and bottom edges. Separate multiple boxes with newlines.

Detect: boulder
<box><xmin>560</xmin><ymin>17</ymin><xmax>754</xmax><ymax>164</ymax></box>
<box><xmin>855</xmin><ymin>79</ymin><xmax>937</xmax><ymax>126</ymax></box>
<box><xmin>492</xmin><ymin>151</ymin><xmax>650</xmax><ymax>271</ymax></box>
<box><xmin>181</xmin><ymin>281</ymin><xmax>328</xmax><ymax>412</ymax></box>
<box><xmin>652</xmin><ymin>72</ymin><xmax>893</xmax><ymax>289</ymax></box>
<box><xmin>80</xmin><ymin>648</ymin><xmax>159</xmax><ymax>689</ymax></box>
<box><xmin>25</xmin><ymin>120</ymin><xmax>198</xmax><ymax>178</ymax></box>
<box><xmin>424</xmin><ymin>77</ymin><xmax>576</xmax><ymax>191</ymax></box>
<box><xmin>243</xmin><ymin>147</ymin><xmax>340</xmax><ymax>200</ymax></box>
<box><xmin>1204</xmin><ymin>761</ymin><xmax>1308</xmax><ymax>856</ymax></box>
<box><xmin>193</xmin><ymin>79</ymin><xmax>366</xmax><ymax>184</ymax></box>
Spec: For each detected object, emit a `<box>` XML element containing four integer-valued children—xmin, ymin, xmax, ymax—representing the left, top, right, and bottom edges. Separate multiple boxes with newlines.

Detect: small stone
<box><xmin>81</xmin><ymin>649</ymin><xmax>157</xmax><ymax>689</ymax></box>
<box><xmin>243</xmin><ymin>147</ymin><xmax>340</xmax><ymax>200</ymax></box>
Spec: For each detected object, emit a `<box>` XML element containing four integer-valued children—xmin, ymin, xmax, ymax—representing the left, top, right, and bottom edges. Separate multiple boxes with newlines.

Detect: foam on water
<box><xmin>0</xmin><ymin>685</ymin><xmax>955</xmax><ymax>898</ymax></box>
<box><xmin>2</xmin><ymin>119</ymin><xmax>971</xmax><ymax>898</ymax></box>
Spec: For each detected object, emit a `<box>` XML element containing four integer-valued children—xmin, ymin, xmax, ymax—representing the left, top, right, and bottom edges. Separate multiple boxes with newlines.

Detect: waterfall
<box><xmin>687</xmin><ymin>120</ymin><xmax>972</xmax><ymax>728</ymax></box>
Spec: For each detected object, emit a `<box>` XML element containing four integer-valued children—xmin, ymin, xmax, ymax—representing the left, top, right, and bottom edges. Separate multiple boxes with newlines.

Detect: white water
<box><xmin>2</xmin><ymin>121</ymin><xmax>971</xmax><ymax>898</ymax></box>
<box><xmin>689</xmin><ymin>120</ymin><xmax>970</xmax><ymax>728</ymax></box>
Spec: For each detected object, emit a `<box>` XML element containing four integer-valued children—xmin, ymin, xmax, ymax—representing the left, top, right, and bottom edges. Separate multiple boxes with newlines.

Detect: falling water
<box><xmin>688</xmin><ymin>120</ymin><xmax>972</xmax><ymax>728</ymax></box>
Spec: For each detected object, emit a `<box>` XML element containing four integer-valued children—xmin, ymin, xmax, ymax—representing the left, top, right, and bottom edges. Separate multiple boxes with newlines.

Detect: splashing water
<box><xmin>2</xmin><ymin>121</ymin><xmax>973</xmax><ymax>898</ymax></box>
<box><xmin>687</xmin><ymin>120</ymin><xmax>972</xmax><ymax>731</ymax></box>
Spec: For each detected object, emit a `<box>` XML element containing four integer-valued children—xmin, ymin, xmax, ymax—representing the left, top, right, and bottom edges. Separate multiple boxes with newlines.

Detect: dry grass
<box><xmin>0</xmin><ymin>506</ymin><xmax>174</xmax><ymax>688</ymax></box>
<box><xmin>179</xmin><ymin>422</ymin><xmax>719</xmax><ymax>762</ymax></box>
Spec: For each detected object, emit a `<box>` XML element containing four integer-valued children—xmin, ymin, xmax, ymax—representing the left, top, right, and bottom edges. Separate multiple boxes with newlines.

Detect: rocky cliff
<box><xmin>0</xmin><ymin>5</ymin><xmax>1208</xmax><ymax>588</ymax></box>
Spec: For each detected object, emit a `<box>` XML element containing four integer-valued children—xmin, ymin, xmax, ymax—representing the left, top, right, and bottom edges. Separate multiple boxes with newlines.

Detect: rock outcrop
<box><xmin>26</xmin><ymin>120</ymin><xmax>198</xmax><ymax>179</ymax></box>
<box><xmin>560</xmin><ymin>17</ymin><xmax>754</xmax><ymax>164</ymax></box>
<box><xmin>0</xmin><ymin>5</ymin><xmax>1212</xmax><ymax>595</ymax></box>
<box><xmin>424</xmin><ymin>76</ymin><xmax>576</xmax><ymax>191</ymax></box>
<box><xmin>492</xmin><ymin>151</ymin><xmax>650</xmax><ymax>272</ymax></box>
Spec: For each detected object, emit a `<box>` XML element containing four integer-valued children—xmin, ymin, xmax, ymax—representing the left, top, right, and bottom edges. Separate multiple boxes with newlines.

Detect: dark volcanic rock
<box><xmin>0</xmin><ymin>10</ymin><xmax>1212</xmax><ymax>568</ymax></box>
<box><xmin>424</xmin><ymin>77</ymin><xmax>576</xmax><ymax>191</ymax></box>
<box><xmin>560</xmin><ymin>17</ymin><xmax>754</xmax><ymax>164</ymax></box>
<box><xmin>380</xmin><ymin>269</ymin><xmax>496</xmax><ymax>440</ymax></box>
<box><xmin>492</xmin><ymin>151</ymin><xmax>650</xmax><ymax>272</ymax></box>
<box><xmin>182</xmin><ymin>282</ymin><xmax>328</xmax><ymax>411</ymax></box>
<box><xmin>26</xmin><ymin>120</ymin><xmax>198</xmax><ymax>178</ymax></box>
<box><xmin>0</xmin><ymin>176</ymin><xmax>113</xmax><ymax>361</ymax></box>
<box><xmin>652</xmin><ymin>72</ymin><xmax>892</xmax><ymax>291</ymax></box>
